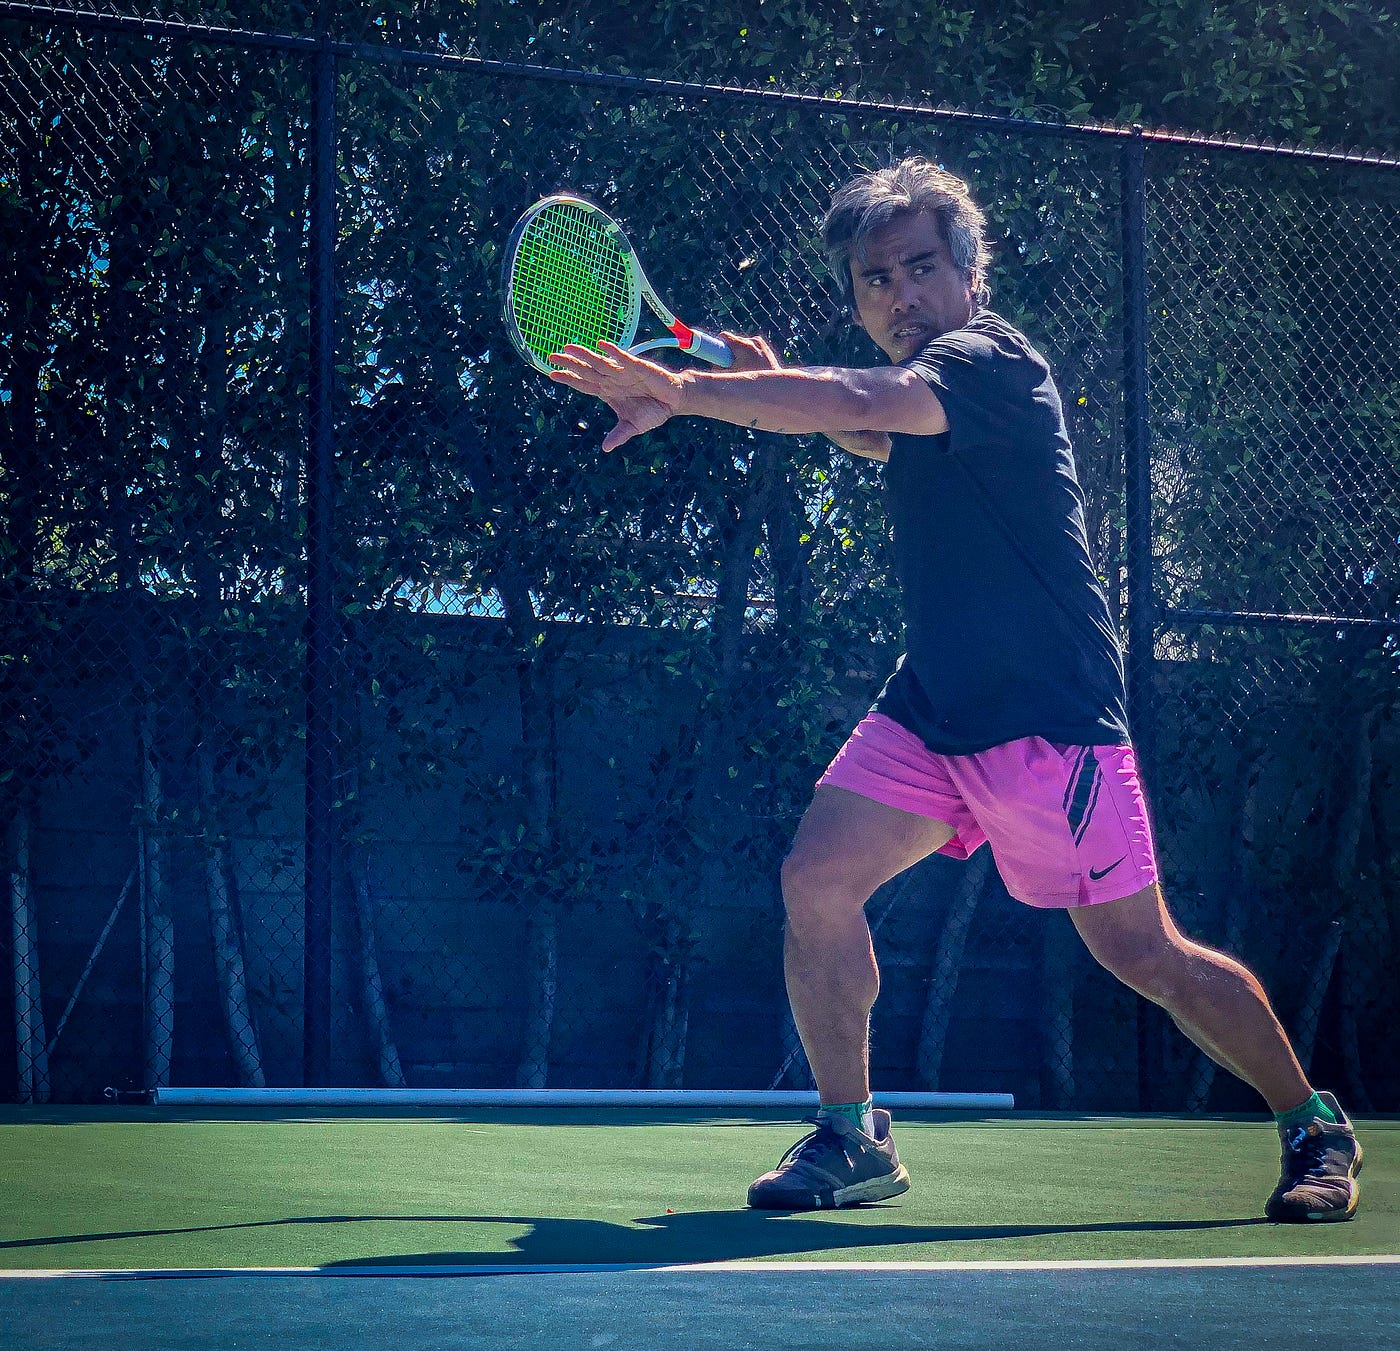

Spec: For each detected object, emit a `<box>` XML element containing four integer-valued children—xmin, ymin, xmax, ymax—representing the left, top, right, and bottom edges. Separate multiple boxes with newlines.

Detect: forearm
<box><xmin>674</xmin><ymin>367</ymin><xmax>882</xmax><ymax>436</ymax></box>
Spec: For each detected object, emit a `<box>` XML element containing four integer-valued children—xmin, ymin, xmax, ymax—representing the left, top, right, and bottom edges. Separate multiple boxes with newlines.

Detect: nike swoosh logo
<box><xmin>1089</xmin><ymin>857</ymin><xmax>1126</xmax><ymax>881</ymax></box>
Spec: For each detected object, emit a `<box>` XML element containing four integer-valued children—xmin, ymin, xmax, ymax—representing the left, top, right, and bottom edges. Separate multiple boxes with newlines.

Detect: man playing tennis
<box><xmin>547</xmin><ymin>158</ymin><xmax>1362</xmax><ymax>1223</ymax></box>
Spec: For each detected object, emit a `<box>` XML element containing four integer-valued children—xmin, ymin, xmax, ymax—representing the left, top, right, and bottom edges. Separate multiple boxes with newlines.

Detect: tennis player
<box><xmin>548</xmin><ymin>158</ymin><xmax>1362</xmax><ymax>1223</ymax></box>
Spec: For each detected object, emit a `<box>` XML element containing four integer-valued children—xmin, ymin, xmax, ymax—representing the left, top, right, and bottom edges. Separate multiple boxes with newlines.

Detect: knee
<box><xmin>779</xmin><ymin>844</ymin><xmax>870</xmax><ymax>929</ymax></box>
<box><xmin>1088</xmin><ymin>932</ymin><xmax>1183</xmax><ymax>1004</ymax></box>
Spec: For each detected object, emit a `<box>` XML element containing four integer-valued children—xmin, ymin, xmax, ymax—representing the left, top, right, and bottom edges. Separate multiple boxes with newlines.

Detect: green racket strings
<box><xmin>509</xmin><ymin>203</ymin><xmax>635</xmax><ymax>368</ymax></box>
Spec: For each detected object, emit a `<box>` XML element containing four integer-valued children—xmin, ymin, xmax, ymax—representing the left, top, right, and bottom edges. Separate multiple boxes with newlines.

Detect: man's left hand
<box><xmin>548</xmin><ymin>342</ymin><xmax>683</xmax><ymax>452</ymax></box>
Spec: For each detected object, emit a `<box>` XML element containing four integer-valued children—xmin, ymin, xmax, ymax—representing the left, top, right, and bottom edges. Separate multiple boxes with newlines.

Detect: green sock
<box><xmin>820</xmin><ymin>1098</ymin><xmax>874</xmax><ymax>1134</ymax></box>
<box><xmin>1275</xmin><ymin>1091</ymin><xmax>1337</xmax><ymax>1130</ymax></box>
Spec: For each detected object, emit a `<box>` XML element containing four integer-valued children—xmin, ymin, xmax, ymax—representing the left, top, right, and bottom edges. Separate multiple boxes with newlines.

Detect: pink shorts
<box><xmin>818</xmin><ymin>713</ymin><xmax>1159</xmax><ymax>909</ymax></box>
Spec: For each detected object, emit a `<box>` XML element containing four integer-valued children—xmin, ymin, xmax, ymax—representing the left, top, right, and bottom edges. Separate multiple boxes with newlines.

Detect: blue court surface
<box><xmin>2</xmin><ymin>1260</ymin><xmax>1398</xmax><ymax>1349</ymax></box>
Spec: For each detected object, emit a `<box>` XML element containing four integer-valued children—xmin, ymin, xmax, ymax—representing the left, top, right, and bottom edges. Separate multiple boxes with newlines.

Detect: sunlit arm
<box><xmin>676</xmin><ymin>365</ymin><xmax>947</xmax><ymax>440</ymax></box>
<box><xmin>547</xmin><ymin>342</ymin><xmax>945</xmax><ymax>455</ymax></box>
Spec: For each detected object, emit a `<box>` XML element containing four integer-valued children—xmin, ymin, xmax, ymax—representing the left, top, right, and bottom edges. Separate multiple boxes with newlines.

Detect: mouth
<box><xmin>890</xmin><ymin>323</ymin><xmax>931</xmax><ymax>350</ymax></box>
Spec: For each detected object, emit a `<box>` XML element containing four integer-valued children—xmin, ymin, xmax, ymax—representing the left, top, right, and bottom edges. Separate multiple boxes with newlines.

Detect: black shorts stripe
<box><xmin>1074</xmin><ymin>766</ymin><xmax>1105</xmax><ymax>845</ymax></box>
<box><xmin>1062</xmin><ymin>746</ymin><xmax>1091</xmax><ymax>812</ymax></box>
<box><xmin>1066</xmin><ymin>747</ymin><xmax>1100</xmax><ymax>839</ymax></box>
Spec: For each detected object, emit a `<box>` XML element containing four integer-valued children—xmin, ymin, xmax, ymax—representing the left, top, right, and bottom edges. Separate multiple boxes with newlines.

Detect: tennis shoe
<box><xmin>1265</xmin><ymin>1091</ymin><xmax>1362</xmax><ymax>1223</ymax></box>
<box><xmin>747</xmin><ymin>1107</ymin><xmax>910</xmax><ymax>1210</ymax></box>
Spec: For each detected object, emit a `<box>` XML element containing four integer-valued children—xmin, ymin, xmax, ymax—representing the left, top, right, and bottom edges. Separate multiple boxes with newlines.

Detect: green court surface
<box><xmin>1</xmin><ymin>1106</ymin><xmax>1395</xmax><ymax>1270</ymax></box>
<box><xmin>2</xmin><ymin>1107</ymin><xmax>1396</xmax><ymax>1349</ymax></box>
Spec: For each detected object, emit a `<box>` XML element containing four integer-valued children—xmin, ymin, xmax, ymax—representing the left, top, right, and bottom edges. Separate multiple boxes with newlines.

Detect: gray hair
<box><xmin>823</xmin><ymin>158</ymin><xmax>992</xmax><ymax>312</ymax></box>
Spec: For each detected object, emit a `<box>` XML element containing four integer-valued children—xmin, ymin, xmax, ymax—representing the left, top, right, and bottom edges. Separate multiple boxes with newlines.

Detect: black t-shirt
<box><xmin>872</xmin><ymin>309</ymin><xmax>1131</xmax><ymax>754</ymax></box>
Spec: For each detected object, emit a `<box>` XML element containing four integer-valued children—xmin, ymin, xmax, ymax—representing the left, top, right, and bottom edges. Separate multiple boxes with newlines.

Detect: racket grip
<box><xmin>683</xmin><ymin>328</ymin><xmax>734</xmax><ymax>368</ymax></box>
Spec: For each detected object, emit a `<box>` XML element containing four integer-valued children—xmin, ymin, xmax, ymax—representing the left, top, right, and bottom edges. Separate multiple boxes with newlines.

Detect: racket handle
<box><xmin>680</xmin><ymin>327</ymin><xmax>734</xmax><ymax>368</ymax></box>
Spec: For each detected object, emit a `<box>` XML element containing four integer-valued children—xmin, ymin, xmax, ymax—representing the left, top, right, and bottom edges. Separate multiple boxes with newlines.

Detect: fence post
<box><xmin>304</xmin><ymin>21</ymin><xmax>338</xmax><ymax>1088</ymax></box>
<box><xmin>1120</xmin><ymin>125</ymin><xmax>1161</xmax><ymax>1111</ymax></box>
<box><xmin>1121</xmin><ymin>126</ymin><xmax>1155</xmax><ymax>774</ymax></box>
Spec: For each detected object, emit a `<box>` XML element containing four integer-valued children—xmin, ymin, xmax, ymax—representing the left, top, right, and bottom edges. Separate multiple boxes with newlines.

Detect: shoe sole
<box><xmin>748</xmin><ymin>1163</ymin><xmax>911</xmax><ymax>1211</ymax></box>
<box><xmin>1265</xmin><ymin>1144</ymin><xmax>1363</xmax><ymax>1223</ymax></box>
<box><xmin>834</xmin><ymin>1163</ymin><xmax>912</xmax><ymax>1208</ymax></box>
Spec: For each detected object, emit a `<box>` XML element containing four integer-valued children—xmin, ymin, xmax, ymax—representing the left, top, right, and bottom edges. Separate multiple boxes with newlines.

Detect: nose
<box><xmin>888</xmin><ymin>273</ymin><xmax>920</xmax><ymax>313</ymax></box>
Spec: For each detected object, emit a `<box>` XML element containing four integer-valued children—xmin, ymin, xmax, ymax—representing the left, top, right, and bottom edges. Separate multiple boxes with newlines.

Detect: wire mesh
<box><xmin>1</xmin><ymin>17</ymin><xmax>311</xmax><ymax>1098</ymax></box>
<box><xmin>1144</xmin><ymin>150</ymin><xmax>1400</xmax><ymax>1111</ymax></box>
<box><xmin>1</xmin><ymin>9</ymin><xmax>1396</xmax><ymax>1111</ymax></box>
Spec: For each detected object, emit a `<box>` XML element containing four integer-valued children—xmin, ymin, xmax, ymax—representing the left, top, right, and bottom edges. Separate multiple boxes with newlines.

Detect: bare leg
<box><xmin>1071</xmin><ymin>885</ymin><xmax>1311</xmax><ymax>1113</ymax></box>
<box><xmin>781</xmin><ymin>786</ymin><xmax>955</xmax><ymax>1105</ymax></box>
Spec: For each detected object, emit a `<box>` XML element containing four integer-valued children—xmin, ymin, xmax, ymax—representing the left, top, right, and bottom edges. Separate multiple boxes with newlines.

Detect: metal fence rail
<box><xmin>2</xmin><ymin>4</ymin><xmax>1397</xmax><ymax>1110</ymax></box>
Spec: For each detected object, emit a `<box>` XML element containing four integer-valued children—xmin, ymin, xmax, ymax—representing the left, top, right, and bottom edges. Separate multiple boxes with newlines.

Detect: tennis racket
<box><xmin>501</xmin><ymin>194</ymin><xmax>733</xmax><ymax>374</ymax></box>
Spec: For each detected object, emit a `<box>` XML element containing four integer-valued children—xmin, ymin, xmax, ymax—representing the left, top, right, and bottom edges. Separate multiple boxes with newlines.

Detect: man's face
<box><xmin>849</xmin><ymin>211</ymin><xmax>976</xmax><ymax>362</ymax></box>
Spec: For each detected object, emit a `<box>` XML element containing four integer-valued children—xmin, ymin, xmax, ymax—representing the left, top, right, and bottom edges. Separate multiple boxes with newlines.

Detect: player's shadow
<box><xmin>322</xmin><ymin>1209</ymin><xmax>1267</xmax><ymax>1268</ymax></box>
<box><xmin>1</xmin><ymin>1210</ymin><xmax>1264</xmax><ymax>1266</ymax></box>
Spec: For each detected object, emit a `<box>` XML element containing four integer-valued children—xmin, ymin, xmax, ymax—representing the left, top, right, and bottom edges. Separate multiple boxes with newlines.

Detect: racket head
<box><xmin>501</xmin><ymin>194</ymin><xmax>644</xmax><ymax>374</ymax></box>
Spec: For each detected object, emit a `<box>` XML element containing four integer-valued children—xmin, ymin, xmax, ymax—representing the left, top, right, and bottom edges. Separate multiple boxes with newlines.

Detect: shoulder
<box><xmin>903</xmin><ymin>311</ymin><xmax>1053</xmax><ymax>406</ymax></box>
<box><xmin>908</xmin><ymin>311</ymin><xmax>1047</xmax><ymax>373</ymax></box>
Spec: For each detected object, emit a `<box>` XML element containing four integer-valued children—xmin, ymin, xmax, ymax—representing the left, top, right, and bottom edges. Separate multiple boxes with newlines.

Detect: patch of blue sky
<box><xmin>394</xmin><ymin>579</ymin><xmax>501</xmax><ymax>617</ymax></box>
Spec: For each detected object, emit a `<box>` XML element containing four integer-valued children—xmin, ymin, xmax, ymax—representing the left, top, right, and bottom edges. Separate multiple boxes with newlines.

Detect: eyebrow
<box><xmin>855</xmin><ymin>249</ymin><xmax>942</xmax><ymax>278</ymax></box>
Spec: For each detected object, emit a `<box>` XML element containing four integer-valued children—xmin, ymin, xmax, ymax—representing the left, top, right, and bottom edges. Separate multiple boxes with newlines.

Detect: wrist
<box><xmin>670</xmin><ymin>367</ymin><xmax>698</xmax><ymax>417</ymax></box>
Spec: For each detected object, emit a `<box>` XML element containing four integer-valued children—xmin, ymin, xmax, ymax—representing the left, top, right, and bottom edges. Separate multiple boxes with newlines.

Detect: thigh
<box><xmin>1069</xmin><ymin>883</ymin><xmax>1186</xmax><ymax>970</ymax></box>
<box><xmin>785</xmin><ymin>784</ymin><xmax>957</xmax><ymax>902</ymax></box>
<box><xmin>817</xmin><ymin>712</ymin><xmax>986</xmax><ymax>860</ymax></box>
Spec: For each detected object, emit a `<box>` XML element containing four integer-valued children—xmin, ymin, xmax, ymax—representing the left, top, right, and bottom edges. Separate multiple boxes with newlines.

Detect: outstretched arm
<box><xmin>547</xmin><ymin>337</ymin><xmax>946</xmax><ymax>453</ymax></box>
<box><xmin>714</xmin><ymin>332</ymin><xmax>892</xmax><ymax>463</ymax></box>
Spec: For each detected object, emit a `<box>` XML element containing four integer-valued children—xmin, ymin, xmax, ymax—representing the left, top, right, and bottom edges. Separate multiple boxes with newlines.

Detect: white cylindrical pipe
<box><xmin>151</xmin><ymin>1086</ymin><xmax>1013</xmax><ymax>1110</ymax></box>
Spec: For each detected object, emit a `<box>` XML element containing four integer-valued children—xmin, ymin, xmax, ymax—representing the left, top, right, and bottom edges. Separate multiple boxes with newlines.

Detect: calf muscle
<box><xmin>1072</xmin><ymin>887</ymin><xmax>1310</xmax><ymax>1113</ymax></box>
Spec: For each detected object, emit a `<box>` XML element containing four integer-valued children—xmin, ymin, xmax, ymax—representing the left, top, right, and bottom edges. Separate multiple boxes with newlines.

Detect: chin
<box><xmin>889</xmin><ymin>336</ymin><xmax>932</xmax><ymax>360</ymax></box>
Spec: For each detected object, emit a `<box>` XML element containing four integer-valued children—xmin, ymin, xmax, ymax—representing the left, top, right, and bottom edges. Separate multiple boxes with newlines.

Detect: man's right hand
<box><xmin>718</xmin><ymin>330</ymin><xmax>784</xmax><ymax>374</ymax></box>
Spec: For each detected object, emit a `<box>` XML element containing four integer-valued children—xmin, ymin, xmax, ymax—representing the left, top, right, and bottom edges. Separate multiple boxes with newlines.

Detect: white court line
<box><xmin>1</xmin><ymin>1255</ymin><xmax>1396</xmax><ymax>1278</ymax></box>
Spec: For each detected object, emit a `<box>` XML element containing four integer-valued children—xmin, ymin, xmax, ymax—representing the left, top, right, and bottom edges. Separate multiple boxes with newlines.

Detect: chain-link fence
<box><xmin>2</xmin><ymin>5</ymin><xmax>1397</xmax><ymax>1110</ymax></box>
